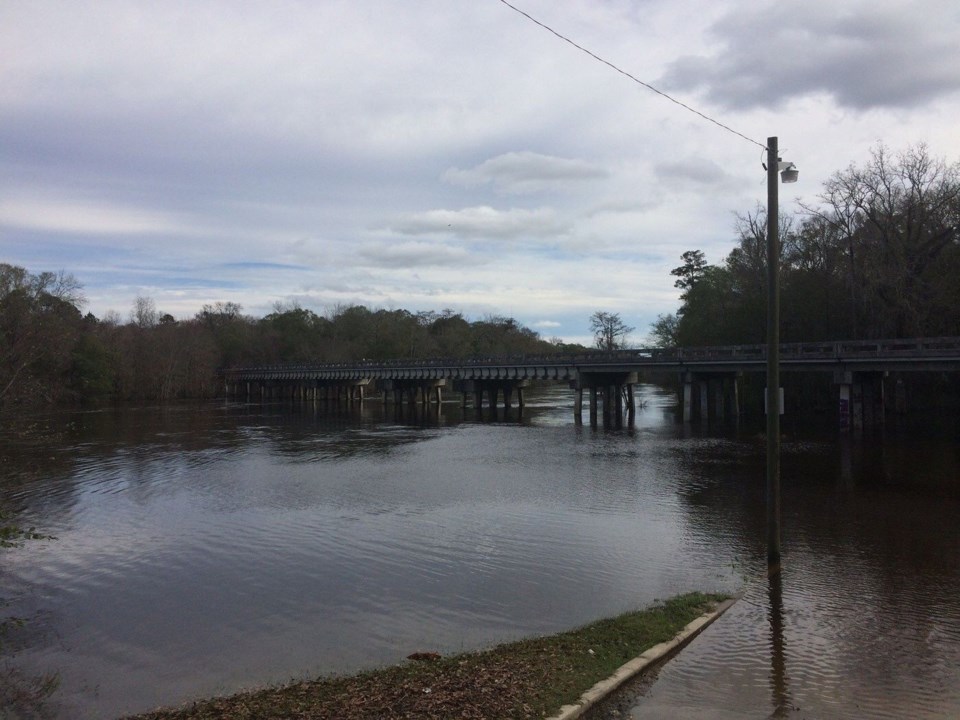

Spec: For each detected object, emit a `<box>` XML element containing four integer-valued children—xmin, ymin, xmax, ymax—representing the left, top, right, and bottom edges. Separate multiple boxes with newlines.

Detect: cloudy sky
<box><xmin>3</xmin><ymin>0</ymin><xmax>959</xmax><ymax>345</ymax></box>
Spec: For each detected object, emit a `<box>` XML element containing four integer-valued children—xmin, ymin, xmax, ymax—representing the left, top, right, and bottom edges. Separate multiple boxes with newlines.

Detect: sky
<box><xmin>2</xmin><ymin>0</ymin><xmax>960</xmax><ymax>346</ymax></box>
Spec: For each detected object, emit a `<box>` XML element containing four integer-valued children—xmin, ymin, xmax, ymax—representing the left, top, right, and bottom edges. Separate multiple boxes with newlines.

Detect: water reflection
<box><xmin>1</xmin><ymin>387</ymin><xmax>958</xmax><ymax>719</ymax></box>
<box><xmin>767</xmin><ymin>571</ymin><xmax>789</xmax><ymax>718</ymax></box>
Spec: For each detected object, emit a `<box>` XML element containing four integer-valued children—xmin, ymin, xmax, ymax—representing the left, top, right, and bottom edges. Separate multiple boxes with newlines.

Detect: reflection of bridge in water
<box><xmin>223</xmin><ymin>337</ymin><xmax>960</xmax><ymax>430</ymax></box>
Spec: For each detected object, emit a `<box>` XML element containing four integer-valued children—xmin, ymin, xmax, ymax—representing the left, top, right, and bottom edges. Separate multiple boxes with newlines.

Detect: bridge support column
<box><xmin>503</xmin><ymin>386</ymin><xmax>513</xmax><ymax>409</ymax></box>
<box><xmin>894</xmin><ymin>378</ymin><xmax>907</xmax><ymax>415</ymax></box>
<box><xmin>574</xmin><ymin>386</ymin><xmax>583</xmax><ymax>423</ymax></box>
<box><xmin>852</xmin><ymin>382</ymin><xmax>863</xmax><ymax>431</ymax></box>
<box><xmin>577</xmin><ymin>372</ymin><xmax>638</xmax><ymax>430</ymax></box>
<box><xmin>836</xmin><ymin>371</ymin><xmax>886</xmax><ymax>432</ymax></box>
<box><xmin>682</xmin><ymin>375</ymin><xmax>693</xmax><ymax>423</ymax></box>
<box><xmin>730</xmin><ymin>375</ymin><xmax>740</xmax><ymax>418</ymax></box>
<box><xmin>864</xmin><ymin>373</ymin><xmax>885</xmax><ymax>427</ymax></box>
<box><xmin>713</xmin><ymin>380</ymin><xmax>725</xmax><ymax>421</ymax></box>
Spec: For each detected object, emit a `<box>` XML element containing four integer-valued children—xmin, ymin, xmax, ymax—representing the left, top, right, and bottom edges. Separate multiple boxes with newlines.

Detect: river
<box><xmin>1</xmin><ymin>385</ymin><xmax>958</xmax><ymax>718</ymax></box>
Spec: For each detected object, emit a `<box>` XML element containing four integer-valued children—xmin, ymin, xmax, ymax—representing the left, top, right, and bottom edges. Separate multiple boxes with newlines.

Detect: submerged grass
<box><xmin>128</xmin><ymin>592</ymin><xmax>726</xmax><ymax>720</ymax></box>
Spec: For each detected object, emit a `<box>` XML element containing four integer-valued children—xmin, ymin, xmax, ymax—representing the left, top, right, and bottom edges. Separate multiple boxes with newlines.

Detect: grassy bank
<box><xmin>128</xmin><ymin>592</ymin><xmax>726</xmax><ymax>720</ymax></box>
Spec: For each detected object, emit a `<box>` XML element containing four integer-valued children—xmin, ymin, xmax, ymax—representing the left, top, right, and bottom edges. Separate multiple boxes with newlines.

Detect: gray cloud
<box><xmin>357</xmin><ymin>240</ymin><xmax>473</xmax><ymax>269</ymax></box>
<box><xmin>654</xmin><ymin>158</ymin><xmax>730</xmax><ymax>186</ymax></box>
<box><xmin>661</xmin><ymin>0</ymin><xmax>960</xmax><ymax>110</ymax></box>
<box><xmin>389</xmin><ymin>206</ymin><xmax>568</xmax><ymax>240</ymax></box>
<box><xmin>443</xmin><ymin>151</ymin><xmax>608</xmax><ymax>194</ymax></box>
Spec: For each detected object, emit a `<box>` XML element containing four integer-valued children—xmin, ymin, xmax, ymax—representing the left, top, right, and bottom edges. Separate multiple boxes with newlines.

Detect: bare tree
<box><xmin>799</xmin><ymin>142</ymin><xmax>960</xmax><ymax>337</ymax></box>
<box><xmin>131</xmin><ymin>296</ymin><xmax>158</xmax><ymax>328</ymax></box>
<box><xmin>590</xmin><ymin>311</ymin><xmax>634</xmax><ymax>351</ymax></box>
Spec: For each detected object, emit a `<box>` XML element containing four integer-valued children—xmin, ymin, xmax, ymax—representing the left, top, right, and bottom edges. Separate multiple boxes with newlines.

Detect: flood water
<box><xmin>1</xmin><ymin>385</ymin><xmax>958</xmax><ymax>719</ymax></box>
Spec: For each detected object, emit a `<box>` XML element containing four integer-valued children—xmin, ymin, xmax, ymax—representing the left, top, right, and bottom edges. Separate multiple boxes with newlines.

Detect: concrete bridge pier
<box><xmin>576</xmin><ymin>371</ymin><xmax>638</xmax><ymax>429</ymax></box>
<box><xmin>836</xmin><ymin>371</ymin><xmax>886</xmax><ymax>432</ymax></box>
<box><xmin>699</xmin><ymin>378</ymin><xmax>708</xmax><ymax>421</ymax></box>
<box><xmin>453</xmin><ymin>380</ymin><xmax>528</xmax><ymax>412</ymax></box>
<box><xmin>680</xmin><ymin>372</ymin><xmax>741</xmax><ymax>423</ymax></box>
<box><xmin>380</xmin><ymin>379</ymin><xmax>445</xmax><ymax>406</ymax></box>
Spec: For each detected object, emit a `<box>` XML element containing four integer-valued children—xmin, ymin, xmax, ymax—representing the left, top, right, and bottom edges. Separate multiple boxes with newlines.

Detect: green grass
<box><xmin>128</xmin><ymin>592</ymin><xmax>727</xmax><ymax>720</ymax></box>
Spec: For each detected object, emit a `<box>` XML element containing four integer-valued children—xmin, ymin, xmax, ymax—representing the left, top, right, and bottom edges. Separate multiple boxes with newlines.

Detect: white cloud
<box><xmin>0</xmin><ymin>196</ymin><xmax>190</xmax><ymax>236</ymax></box>
<box><xmin>443</xmin><ymin>151</ymin><xmax>608</xmax><ymax>194</ymax></box>
<box><xmin>389</xmin><ymin>206</ymin><xmax>569</xmax><ymax>240</ymax></box>
<box><xmin>357</xmin><ymin>240</ymin><xmax>472</xmax><ymax>269</ymax></box>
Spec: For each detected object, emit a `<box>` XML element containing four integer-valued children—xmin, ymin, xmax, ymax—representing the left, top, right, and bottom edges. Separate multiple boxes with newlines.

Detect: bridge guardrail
<box><xmin>219</xmin><ymin>336</ymin><xmax>960</xmax><ymax>377</ymax></box>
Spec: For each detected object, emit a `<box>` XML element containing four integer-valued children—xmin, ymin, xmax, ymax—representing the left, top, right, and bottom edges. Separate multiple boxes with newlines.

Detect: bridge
<box><xmin>222</xmin><ymin>336</ymin><xmax>960</xmax><ymax>430</ymax></box>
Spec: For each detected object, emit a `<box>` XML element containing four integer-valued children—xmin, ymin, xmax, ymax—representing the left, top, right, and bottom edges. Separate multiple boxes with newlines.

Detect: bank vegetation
<box><xmin>126</xmin><ymin>592</ymin><xmax>725</xmax><ymax>720</ymax></box>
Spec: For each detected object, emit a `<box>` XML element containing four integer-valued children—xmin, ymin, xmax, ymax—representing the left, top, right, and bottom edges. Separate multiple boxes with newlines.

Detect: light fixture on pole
<box><xmin>779</xmin><ymin>161</ymin><xmax>798</xmax><ymax>184</ymax></box>
<box><xmin>765</xmin><ymin>137</ymin><xmax>797</xmax><ymax>576</ymax></box>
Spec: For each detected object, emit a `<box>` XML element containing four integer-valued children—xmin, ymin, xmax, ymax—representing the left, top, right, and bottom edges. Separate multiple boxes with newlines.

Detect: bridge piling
<box><xmin>223</xmin><ymin>337</ymin><xmax>957</xmax><ymax>430</ymax></box>
<box><xmin>836</xmin><ymin>371</ymin><xmax>887</xmax><ymax>432</ymax></box>
<box><xmin>713</xmin><ymin>379</ymin><xmax>725</xmax><ymax>420</ymax></box>
<box><xmin>682</xmin><ymin>375</ymin><xmax>693</xmax><ymax>422</ymax></box>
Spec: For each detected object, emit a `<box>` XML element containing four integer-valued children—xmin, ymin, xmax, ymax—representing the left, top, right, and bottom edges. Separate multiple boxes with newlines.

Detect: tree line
<box><xmin>651</xmin><ymin>143</ymin><xmax>960</xmax><ymax>347</ymax></box>
<box><xmin>0</xmin><ymin>273</ymin><xmax>578</xmax><ymax>408</ymax></box>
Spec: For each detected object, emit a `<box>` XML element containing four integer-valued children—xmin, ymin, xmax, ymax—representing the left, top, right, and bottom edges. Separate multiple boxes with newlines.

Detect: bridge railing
<box><xmin>220</xmin><ymin>336</ymin><xmax>960</xmax><ymax>375</ymax></box>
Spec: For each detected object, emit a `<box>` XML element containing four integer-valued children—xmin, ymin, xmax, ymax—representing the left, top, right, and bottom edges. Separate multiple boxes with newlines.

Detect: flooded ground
<box><xmin>1</xmin><ymin>385</ymin><xmax>957</xmax><ymax>718</ymax></box>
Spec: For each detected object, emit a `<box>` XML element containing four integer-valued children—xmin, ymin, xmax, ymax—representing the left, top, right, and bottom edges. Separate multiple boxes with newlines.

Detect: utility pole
<box><xmin>766</xmin><ymin>136</ymin><xmax>783</xmax><ymax>575</ymax></box>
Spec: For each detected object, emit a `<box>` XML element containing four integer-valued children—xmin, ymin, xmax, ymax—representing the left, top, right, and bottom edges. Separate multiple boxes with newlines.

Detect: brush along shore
<box><xmin>128</xmin><ymin>592</ymin><xmax>726</xmax><ymax>720</ymax></box>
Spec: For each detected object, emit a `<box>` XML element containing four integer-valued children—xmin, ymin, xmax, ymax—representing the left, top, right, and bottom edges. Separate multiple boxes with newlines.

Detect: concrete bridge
<box><xmin>222</xmin><ymin>336</ymin><xmax>960</xmax><ymax>430</ymax></box>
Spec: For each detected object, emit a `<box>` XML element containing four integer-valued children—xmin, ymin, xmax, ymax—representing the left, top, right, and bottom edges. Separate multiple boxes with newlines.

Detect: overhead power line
<box><xmin>496</xmin><ymin>0</ymin><xmax>767</xmax><ymax>150</ymax></box>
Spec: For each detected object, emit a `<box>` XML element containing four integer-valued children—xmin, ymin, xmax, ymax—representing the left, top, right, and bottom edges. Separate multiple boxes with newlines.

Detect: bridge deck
<box><xmin>222</xmin><ymin>337</ymin><xmax>960</xmax><ymax>382</ymax></box>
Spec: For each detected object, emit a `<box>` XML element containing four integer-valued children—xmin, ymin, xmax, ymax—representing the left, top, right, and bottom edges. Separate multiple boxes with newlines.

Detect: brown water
<box><xmin>1</xmin><ymin>386</ymin><xmax>958</xmax><ymax>718</ymax></box>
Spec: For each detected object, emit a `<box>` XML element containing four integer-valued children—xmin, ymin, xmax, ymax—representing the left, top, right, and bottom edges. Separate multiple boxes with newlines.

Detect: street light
<box><xmin>766</xmin><ymin>136</ymin><xmax>796</xmax><ymax>576</ymax></box>
<box><xmin>779</xmin><ymin>161</ymin><xmax>798</xmax><ymax>184</ymax></box>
